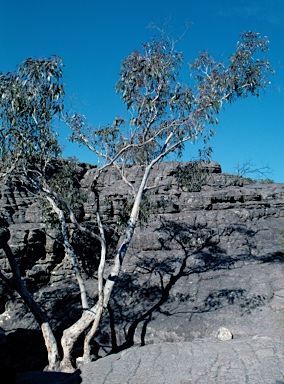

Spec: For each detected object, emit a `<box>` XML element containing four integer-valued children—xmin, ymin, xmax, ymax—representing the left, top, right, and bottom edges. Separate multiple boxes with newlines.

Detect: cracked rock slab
<box><xmin>80</xmin><ymin>338</ymin><xmax>284</xmax><ymax>384</ymax></box>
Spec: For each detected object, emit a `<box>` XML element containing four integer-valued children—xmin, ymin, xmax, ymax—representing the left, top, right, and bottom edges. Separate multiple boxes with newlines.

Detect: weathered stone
<box><xmin>216</xmin><ymin>327</ymin><xmax>233</xmax><ymax>340</ymax></box>
<box><xmin>0</xmin><ymin>214</ymin><xmax>10</xmax><ymax>248</ymax></box>
<box><xmin>1</xmin><ymin>161</ymin><xmax>284</xmax><ymax>373</ymax></box>
<box><xmin>78</xmin><ymin>338</ymin><xmax>284</xmax><ymax>384</ymax></box>
<box><xmin>0</xmin><ymin>227</ymin><xmax>10</xmax><ymax>247</ymax></box>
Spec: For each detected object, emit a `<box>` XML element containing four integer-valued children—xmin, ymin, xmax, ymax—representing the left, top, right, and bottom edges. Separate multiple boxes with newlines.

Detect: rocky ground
<box><xmin>80</xmin><ymin>337</ymin><xmax>284</xmax><ymax>384</ymax></box>
<box><xmin>1</xmin><ymin>161</ymin><xmax>284</xmax><ymax>382</ymax></box>
<box><xmin>13</xmin><ymin>338</ymin><xmax>284</xmax><ymax>383</ymax></box>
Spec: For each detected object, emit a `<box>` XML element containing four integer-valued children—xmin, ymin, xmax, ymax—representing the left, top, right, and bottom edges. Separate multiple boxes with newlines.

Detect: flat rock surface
<box><xmin>14</xmin><ymin>338</ymin><xmax>284</xmax><ymax>384</ymax></box>
<box><xmin>79</xmin><ymin>338</ymin><xmax>284</xmax><ymax>384</ymax></box>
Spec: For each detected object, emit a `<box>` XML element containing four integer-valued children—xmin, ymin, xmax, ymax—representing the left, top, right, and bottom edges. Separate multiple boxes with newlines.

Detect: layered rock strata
<box><xmin>0</xmin><ymin>161</ymin><xmax>284</xmax><ymax>372</ymax></box>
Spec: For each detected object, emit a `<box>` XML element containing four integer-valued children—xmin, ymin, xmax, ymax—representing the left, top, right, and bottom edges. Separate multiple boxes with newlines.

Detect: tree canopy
<box><xmin>66</xmin><ymin>31</ymin><xmax>272</xmax><ymax>167</ymax></box>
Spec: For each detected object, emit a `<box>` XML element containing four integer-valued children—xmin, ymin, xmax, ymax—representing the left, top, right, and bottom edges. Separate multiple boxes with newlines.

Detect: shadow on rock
<box><xmin>0</xmin><ymin>328</ymin><xmax>48</xmax><ymax>373</ymax></box>
<box><xmin>14</xmin><ymin>369</ymin><xmax>82</xmax><ymax>384</ymax></box>
<box><xmin>90</xmin><ymin>218</ymin><xmax>284</xmax><ymax>357</ymax></box>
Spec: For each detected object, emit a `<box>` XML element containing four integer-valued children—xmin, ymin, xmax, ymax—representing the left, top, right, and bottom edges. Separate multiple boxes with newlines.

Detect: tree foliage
<box><xmin>67</xmin><ymin>31</ymin><xmax>272</xmax><ymax>168</ymax></box>
<box><xmin>0</xmin><ymin>56</ymin><xmax>64</xmax><ymax>174</ymax></box>
<box><xmin>175</xmin><ymin>161</ymin><xmax>209</xmax><ymax>192</ymax></box>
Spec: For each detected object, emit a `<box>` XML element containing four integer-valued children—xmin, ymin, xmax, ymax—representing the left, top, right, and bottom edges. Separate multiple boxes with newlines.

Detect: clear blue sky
<box><xmin>1</xmin><ymin>0</ymin><xmax>283</xmax><ymax>181</ymax></box>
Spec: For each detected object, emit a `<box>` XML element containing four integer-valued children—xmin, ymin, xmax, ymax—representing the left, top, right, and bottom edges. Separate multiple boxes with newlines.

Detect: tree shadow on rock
<box><xmin>92</xmin><ymin>218</ymin><xmax>284</xmax><ymax>357</ymax></box>
<box><xmin>71</xmin><ymin>223</ymin><xmax>119</xmax><ymax>277</ymax></box>
<box><xmin>14</xmin><ymin>369</ymin><xmax>82</xmax><ymax>384</ymax></box>
<box><xmin>0</xmin><ymin>328</ymin><xmax>48</xmax><ymax>373</ymax></box>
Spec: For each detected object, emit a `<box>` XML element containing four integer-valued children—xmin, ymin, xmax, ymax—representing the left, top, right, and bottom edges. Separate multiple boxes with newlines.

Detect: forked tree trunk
<box><xmin>60</xmin><ymin>163</ymin><xmax>153</xmax><ymax>372</ymax></box>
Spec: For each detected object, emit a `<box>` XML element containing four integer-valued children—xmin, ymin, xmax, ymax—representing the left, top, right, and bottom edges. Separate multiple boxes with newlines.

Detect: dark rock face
<box><xmin>1</xmin><ymin>161</ymin><xmax>284</xmax><ymax>372</ymax></box>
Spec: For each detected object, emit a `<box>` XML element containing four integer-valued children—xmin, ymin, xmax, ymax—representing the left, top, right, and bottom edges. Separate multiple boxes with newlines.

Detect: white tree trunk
<box><xmin>1</xmin><ymin>242</ymin><xmax>60</xmax><ymax>371</ymax></box>
<box><xmin>82</xmin><ymin>207</ymin><xmax>106</xmax><ymax>363</ymax></box>
<box><xmin>41</xmin><ymin>323</ymin><xmax>60</xmax><ymax>371</ymax></box>
<box><xmin>46</xmin><ymin>196</ymin><xmax>89</xmax><ymax>310</ymax></box>
<box><xmin>60</xmin><ymin>163</ymin><xmax>153</xmax><ymax>371</ymax></box>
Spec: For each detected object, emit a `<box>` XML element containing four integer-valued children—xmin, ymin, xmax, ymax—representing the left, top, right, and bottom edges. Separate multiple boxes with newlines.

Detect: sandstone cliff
<box><xmin>1</xmin><ymin>161</ymin><xmax>284</xmax><ymax>372</ymax></box>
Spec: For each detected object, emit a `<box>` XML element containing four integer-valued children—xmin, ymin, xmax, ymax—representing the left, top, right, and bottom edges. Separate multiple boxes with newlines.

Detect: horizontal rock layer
<box><xmin>1</xmin><ymin>161</ymin><xmax>284</xmax><ymax>371</ymax></box>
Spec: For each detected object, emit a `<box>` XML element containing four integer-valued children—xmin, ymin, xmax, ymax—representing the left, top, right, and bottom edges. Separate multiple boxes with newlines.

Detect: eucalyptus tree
<box><xmin>0</xmin><ymin>56</ymin><xmax>105</xmax><ymax>370</ymax></box>
<box><xmin>0</xmin><ymin>56</ymin><xmax>65</xmax><ymax>370</ymax></box>
<box><xmin>61</xmin><ymin>30</ymin><xmax>273</xmax><ymax>370</ymax></box>
<box><xmin>0</xmin><ymin>31</ymin><xmax>273</xmax><ymax>372</ymax></box>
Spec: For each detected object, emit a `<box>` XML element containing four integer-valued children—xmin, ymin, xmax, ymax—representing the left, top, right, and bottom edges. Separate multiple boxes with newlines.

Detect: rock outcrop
<box><xmin>79</xmin><ymin>337</ymin><xmax>284</xmax><ymax>384</ymax></box>
<box><xmin>1</xmin><ymin>161</ymin><xmax>284</xmax><ymax>377</ymax></box>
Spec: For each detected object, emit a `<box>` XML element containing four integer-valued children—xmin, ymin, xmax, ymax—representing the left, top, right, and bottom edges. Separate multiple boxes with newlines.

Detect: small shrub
<box><xmin>259</xmin><ymin>178</ymin><xmax>274</xmax><ymax>184</ymax></box>
<box><xmin>175</xmin><ymin>162</ymin><xmax>208</xmax><ymax>192</ymax></box>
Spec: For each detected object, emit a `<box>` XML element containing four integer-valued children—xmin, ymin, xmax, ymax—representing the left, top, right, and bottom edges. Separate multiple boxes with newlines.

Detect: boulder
<box><xmin>216</xmin><ymin>327</ymin><xmax>233</xmax><ymax>340</ymax></box>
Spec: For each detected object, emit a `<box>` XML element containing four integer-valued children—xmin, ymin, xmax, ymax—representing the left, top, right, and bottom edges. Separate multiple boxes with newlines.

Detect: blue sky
<box><xmin>1</xmin><ymin>0</ymin><xmax>283</xmax><ymax>181</ymax></box>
